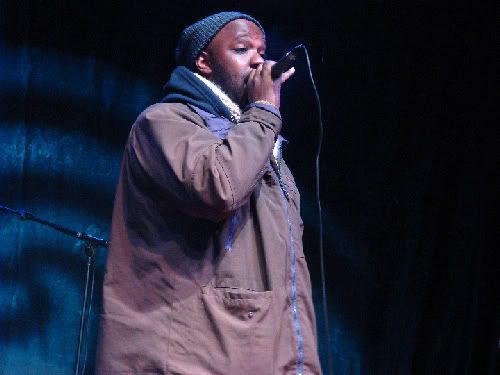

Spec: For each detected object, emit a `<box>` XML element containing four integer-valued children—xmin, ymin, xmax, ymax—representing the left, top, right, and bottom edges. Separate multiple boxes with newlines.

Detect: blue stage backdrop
<box><xmin>0</xmin><ymin>40</ymin><xmax>155</xmax><ymax>372</ymax></box>
<box><xmin>0</xmin><ymin>1</ymin><xmax>496</xmax><ymax>375</ymax></box>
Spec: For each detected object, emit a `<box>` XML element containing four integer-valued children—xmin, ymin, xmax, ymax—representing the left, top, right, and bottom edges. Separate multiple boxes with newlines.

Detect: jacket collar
<box><xmin>161</xmin><ymin>66</ymin><xmax>236</xmax><ymax>123</ymax></box>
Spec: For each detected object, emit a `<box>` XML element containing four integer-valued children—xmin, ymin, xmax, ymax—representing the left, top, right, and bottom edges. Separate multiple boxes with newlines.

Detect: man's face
<box><xmin>201</xmin><ymin>19</ymin><xmax>266</xmax><ymax>107</ymax></box>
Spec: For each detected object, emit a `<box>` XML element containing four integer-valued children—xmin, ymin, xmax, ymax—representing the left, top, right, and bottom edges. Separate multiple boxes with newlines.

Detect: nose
<box><xmin>250</xmin><ymin>51</ymin><xmax>265</xmax><ymax>68</ymax></box>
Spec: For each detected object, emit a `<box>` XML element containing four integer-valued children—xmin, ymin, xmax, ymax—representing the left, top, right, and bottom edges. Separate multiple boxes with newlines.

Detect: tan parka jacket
<box><xmin>96</xmin><ymin>101</ymin><xmax>322</xmax><ymax>374</ymax></box>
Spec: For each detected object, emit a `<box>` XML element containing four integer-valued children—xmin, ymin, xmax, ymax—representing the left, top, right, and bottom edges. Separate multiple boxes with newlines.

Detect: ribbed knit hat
<box><xmin>175</xmin><ymin>12</ymin><xmax>265</xmax><ymax>70</ymax></box>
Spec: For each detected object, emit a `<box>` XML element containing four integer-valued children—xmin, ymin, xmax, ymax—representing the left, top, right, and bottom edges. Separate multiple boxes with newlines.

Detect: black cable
<box><xmin>302</xmin><ymin>45</ymin><xmax>334</xmax><ymax>375</ymax></box>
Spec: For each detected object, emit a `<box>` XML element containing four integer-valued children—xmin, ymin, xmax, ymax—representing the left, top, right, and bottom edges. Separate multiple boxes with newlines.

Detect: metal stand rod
<box><xmin>74</xmin><ymin>243</ymin><xmax>96</xmax><ymax>375</ymax></box>
<box><xmin>0</xmin><ymin>204</ymin><xmax>109</xmax><ymax>248</ymax></box>
<box><xmin>0</xmin><ymin>204</ymin><xmax>107</xmax><ymax>375</ymax></box>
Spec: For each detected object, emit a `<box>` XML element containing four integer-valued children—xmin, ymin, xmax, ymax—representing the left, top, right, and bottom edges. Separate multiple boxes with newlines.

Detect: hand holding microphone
<box><xmin>247</xmin><ymin>44</ymin><xmax>303</xmax><ymax>108</ymax></box>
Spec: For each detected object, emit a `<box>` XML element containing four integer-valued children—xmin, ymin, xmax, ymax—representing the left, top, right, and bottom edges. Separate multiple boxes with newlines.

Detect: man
<box><xmin>96</xmin><ymin>12</ymin><xmax>322</xmax><ymax>375</ymax></box>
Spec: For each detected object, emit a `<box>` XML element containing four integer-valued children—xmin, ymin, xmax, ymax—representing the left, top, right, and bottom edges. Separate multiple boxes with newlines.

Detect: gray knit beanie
<box><xmin>175</xmin><ymin>12</ymin><xmax>265</xmax><ymax>70</ymax></box>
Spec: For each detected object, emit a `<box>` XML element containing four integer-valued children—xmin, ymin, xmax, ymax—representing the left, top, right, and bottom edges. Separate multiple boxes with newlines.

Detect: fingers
<box><xmin>247</xmin><ymin>63</ymin><xmax>262</xmax><ymax>91</ymax></box>
<box><xmin>247</xmin><ymin>66</ymin><xmax>257</xmax><ymax>85</ymax></box>
<box><xmin>246</xmin><ymin>60</ymin><xmax>288</xmax><ymax>107</ymax></box>
<box><xmin>281</xmin><ymin>67</ymin><xmax>295</xmax><ymax>83</ymax></box>
<box><xmin>252</xmin><ymin>60</ymin><xmax>294</xmax><ymax>82</ymax></box>
<box><xmin>264</xmin><ymin>60</ymin><xmax>295</xmax><ymax>83</ymax></box>
<box><xmin>258</xmin><ymin>61</ymin><xmax>274</xmax><ymax>80</ymax></box>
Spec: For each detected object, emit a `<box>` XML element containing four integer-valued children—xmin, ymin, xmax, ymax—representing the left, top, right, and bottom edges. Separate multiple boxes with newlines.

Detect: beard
<box><xmin>209</xmin><ymin>62</ymin><xmax>248</xmax><ymax>108</ymax></box>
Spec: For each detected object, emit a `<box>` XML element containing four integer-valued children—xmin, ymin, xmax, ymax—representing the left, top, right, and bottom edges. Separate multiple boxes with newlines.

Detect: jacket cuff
<box><xmin>240</xmin><ymin>104</ymin><xmax>282</xmax><ymax>136</ymax></box>
<box><xmin>244</xmin><ymin>102</ymin><xmax>282</xmax><ymax>120</ymax></box>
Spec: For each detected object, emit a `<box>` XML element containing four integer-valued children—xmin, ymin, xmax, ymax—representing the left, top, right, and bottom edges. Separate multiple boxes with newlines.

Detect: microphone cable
<box><xmin>301</xmin><ymin>44</ymin><xmax>334</xmax><ymax>375</ymax></box>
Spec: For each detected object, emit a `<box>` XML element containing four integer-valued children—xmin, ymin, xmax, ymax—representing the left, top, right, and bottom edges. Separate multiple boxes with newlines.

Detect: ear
<box><xmin>195</xmin><ymin>51</ymin><xmax>212</xmax><ymax>76</ymax></box>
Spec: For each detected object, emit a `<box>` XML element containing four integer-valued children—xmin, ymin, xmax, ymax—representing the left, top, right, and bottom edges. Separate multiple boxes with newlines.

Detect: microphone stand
<box><xmin>0</xmin><ymin>204</ymin><xmax>108</xmax><ymax>375</ymax></box>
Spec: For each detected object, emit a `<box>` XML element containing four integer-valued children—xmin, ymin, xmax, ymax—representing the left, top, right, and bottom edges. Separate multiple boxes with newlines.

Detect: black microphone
<box><xmin>271</xmin><ymin>44</ymin><xmax>304</xmax><ymax>79</ymax></box>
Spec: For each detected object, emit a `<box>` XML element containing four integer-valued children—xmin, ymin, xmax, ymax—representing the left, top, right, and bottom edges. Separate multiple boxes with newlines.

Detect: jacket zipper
<box><xmin>270</xmin><ymin>156</ymin><xmax>305</xmax><ymax>375</ymax></box>
<box><xmin>224</xmin><ymin>213</ymin><xmax>238</xmax><ymax>252</ymax></box>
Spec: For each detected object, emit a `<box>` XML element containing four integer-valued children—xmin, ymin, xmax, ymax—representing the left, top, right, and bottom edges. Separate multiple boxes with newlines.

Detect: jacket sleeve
<box><xmin>127</xmin><ymin>103</ymin><xmax>282</xmax><ymax>221</ymax></box>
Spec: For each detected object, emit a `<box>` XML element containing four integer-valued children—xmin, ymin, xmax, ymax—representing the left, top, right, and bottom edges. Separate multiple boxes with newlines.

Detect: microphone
<box><xmin>271</xmin><ymin>44</ymin><xmax>304</xmax><ymax>79</ymax></box>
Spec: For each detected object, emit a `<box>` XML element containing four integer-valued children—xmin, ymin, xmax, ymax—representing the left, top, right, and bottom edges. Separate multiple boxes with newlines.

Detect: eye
<box><xmin>234</xmin><ymin>47</ymin><xmax>248</xmax><ymax>54</ymax></box>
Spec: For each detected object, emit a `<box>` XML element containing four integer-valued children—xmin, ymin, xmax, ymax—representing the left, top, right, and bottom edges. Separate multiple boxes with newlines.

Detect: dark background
<box><xmin>0</xmin><ymin>0</ymin><xmax>496</xmax><ymax>374</ymax></box>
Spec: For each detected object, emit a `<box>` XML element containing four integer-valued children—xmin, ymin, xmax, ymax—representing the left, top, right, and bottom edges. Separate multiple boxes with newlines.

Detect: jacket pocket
<box><xmin>199</xmin><ymin>287</ymin><xmax>276</xmax><ymax>374</ymax></box>
<box><xmin>201</xmin><ymin>286</ymin><xmax>273</xmax><ymax>320</ymax></box>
